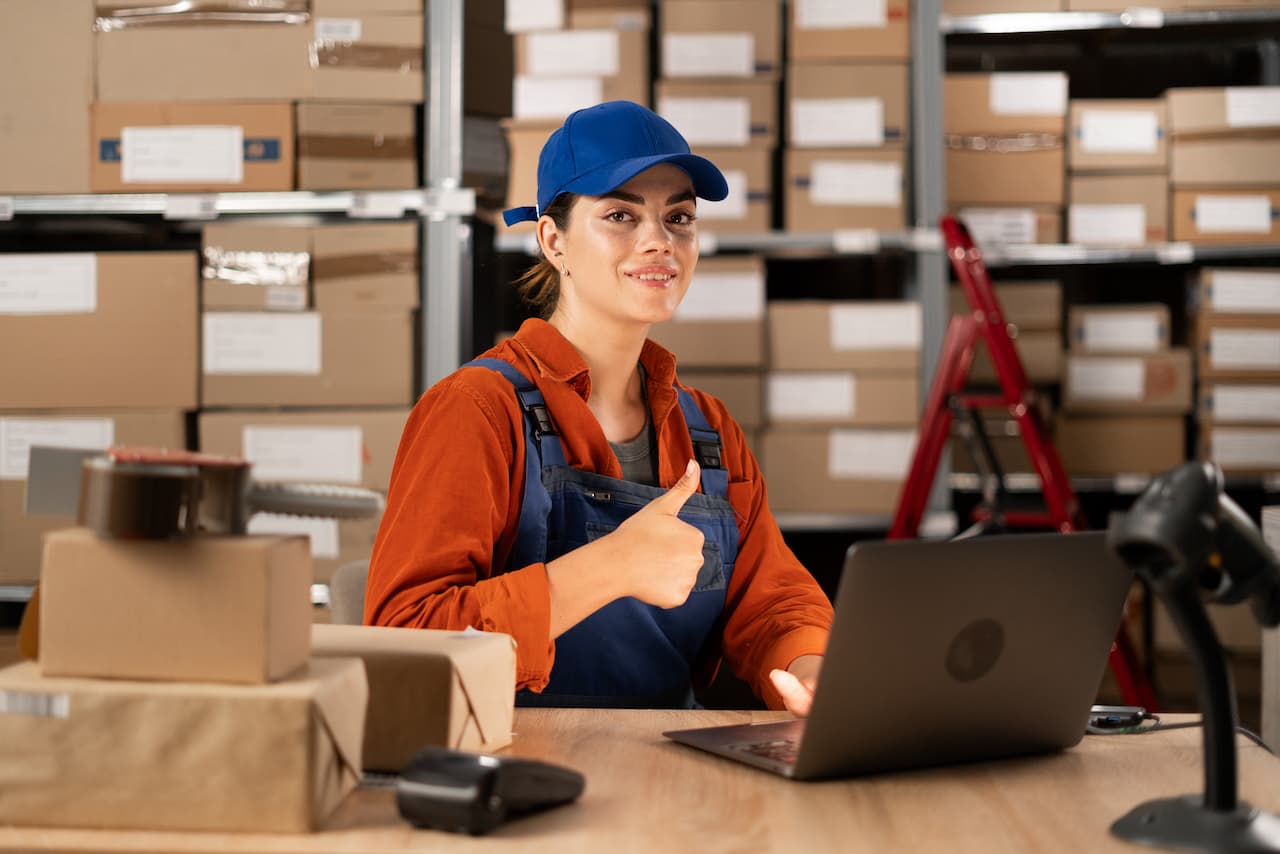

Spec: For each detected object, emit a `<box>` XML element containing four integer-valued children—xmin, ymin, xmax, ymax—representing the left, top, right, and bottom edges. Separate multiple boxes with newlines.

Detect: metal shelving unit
<box><xmin>950</xmin><ymin>471</ymin><xmax>1280</xmax><ymax>495</ymax></box>
<box><xmin>942</xmin><ymin>8</ymin><xmax>1280</xmax><ymax>35</ymax></box>
<box><xmin>495</xmin><ymin>228</ymin><xmax>943</xmax><ymax>257</ymax></box>
<box><xmin>982</xmin><ymin>241</ymin><xmax>1280</xmax><ymax>268</ymax></box>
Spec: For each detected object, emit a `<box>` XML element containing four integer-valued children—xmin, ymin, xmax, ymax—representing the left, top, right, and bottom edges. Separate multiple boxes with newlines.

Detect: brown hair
<box><xmin>513</xmin><ymin>193</ymin><xmax>577</xmax><ymax>319</ymax></box>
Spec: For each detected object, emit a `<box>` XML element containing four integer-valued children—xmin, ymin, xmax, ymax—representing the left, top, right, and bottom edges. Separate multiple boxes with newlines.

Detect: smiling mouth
<box><xmin>627</xmin><ymin>272</ymin><xmax>676</xmax><ymax>285</ymax></box>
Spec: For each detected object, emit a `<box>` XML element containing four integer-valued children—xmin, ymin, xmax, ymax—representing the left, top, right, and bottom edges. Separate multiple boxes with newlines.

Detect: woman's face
<box><xmin>547</xmin><ymin>163</ymin><xmax>699</xmax><ymax>329</ymax></box>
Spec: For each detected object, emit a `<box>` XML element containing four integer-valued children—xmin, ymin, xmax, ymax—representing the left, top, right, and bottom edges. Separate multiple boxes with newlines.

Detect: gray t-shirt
<box><xmin>608</xmin><ymin>365</ymin><xmax>659</xmax><ymax>486</ymax></box>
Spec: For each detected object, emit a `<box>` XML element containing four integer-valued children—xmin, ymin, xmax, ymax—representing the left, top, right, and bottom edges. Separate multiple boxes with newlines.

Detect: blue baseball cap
<box><xmin>503</xmin><ymin>100</ymin><xmax>729</xmax><ymax>227</ymax></box>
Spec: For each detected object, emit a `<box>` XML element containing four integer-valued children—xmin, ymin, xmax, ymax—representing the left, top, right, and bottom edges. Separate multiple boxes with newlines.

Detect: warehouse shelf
<box><xmin>980</xmin><ymin>241</ymin><xmax>1280</xmax><ymax>268</ymax></box>
<box><xmin>1</xmin><ymin>188</ymin><xmax>475</xmax><ymax>220</ymax></box>
<box><xmin>950</xmin><ymin>472</ymin><xmax>1280</xmax><ymax>494</ymax></box>
<box><xmin>0</xmin><ymin>586</ymin><xmax>35</xmax><ymax>604</ymax></box>
<box><xmin>941</xmin><ymin>8</ymin><xmax>1280</xmax><ymax>35</ymax></box>
<box><xmin>495</xmin><ymin>228</ymin><xmax>944</xmax><ymax>257</ymax></box>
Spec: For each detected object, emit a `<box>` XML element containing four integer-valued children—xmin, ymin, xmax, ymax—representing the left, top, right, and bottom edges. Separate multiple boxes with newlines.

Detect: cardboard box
<box><xmin>786</xmin><ymin>62</ymin><xmax>909</xmax><ymax>148</ymax></box>
<box><xmin>944</xmin><ymin>73</ymin><xmax>1069</xmax><ymax>136</ymax></box>
<box><xmin>1196</xmin><ymin>313</ymin><xmax>1280</xmax><ymax>380</ymax></box>
<box><xmin>0</xmin><ymin>252</ymin><xmax>198</xmax><ymax>410</ymax></box>
<box><xmin>1172</xmin><ymin>137</ymin><xmax>1280</xmax><ymax>188</ymax></box>
<box><xmin>660</xmin><ymin>0</ymin><xmax>782</xmax><ymax>78</ymax></box>
<box><xmin>514</xmin><ymin>22</ymin><xmax>648</xmax><ymax>118</ymax></box>
<box><xmin>1199</xmin><ymin>382</ymin><xmax>1280</xmax><ymax>425</ymax></box>
<box><xmin>0</xmin><ymin>658</ymin><xmax>364</xmax><ymax>833</ymax></box>
<box><xmin>0</xmin><ymin>0</ymin><xmax>93</xmax><ymax>193</ymax></box>
<box><xmin>1068</xmin><ymin>304</ymin><xmax>1171</xmax><ymax>354</ymax></box>
<box><xmin>96</xmin><ymin>22</ymin><xmax>310</xmax><ymax>103</ymax></box>
<box><xmin>307</xmin><ymin>15</ymin><xmax>424</xmax><ymax>102</ymax></box>
<box><xmin>1167</xmin><ymin>86</ymin><xmax>1280</xmax><ymax>137</ymax></box>
<box><xmin>1068</xmin><ymin>173</ymin><xmax>1169</xmax><ymax>245</ymax></box>
<box><xmin>1063</xmin><ymin>349</ymin><xmax>1193</xmax><ymax>413</ymax></box>
<box><xmin>501</xmin><ymin>119</ymin><xmax>557</xmax><ymax>232</ymax></box>
<box><xmin>296</xmin><ymin>103</ymin><xmax>416</xmax><ymax>190</ymax></box>
<box><xmin>945</xmin><ymin>0</ymin><xmax>1063</xmax><ymax>11</ymax></box>
<box><xmin>201</xmin><ymin>311</ymin><xmax>415</xmax><ymax>408</ymax></box>
<box><xmin>202</xmin><ymin>223</ymin><xmax>312</xmax><ymax>311</ymax></box>
<box><xmin>1203</xmin><ymin>426</ymin><xmax>1280</xmax><ymax>473</ymax></box>
<box><xmin>1198</xmin><ymin>268</ymin><xmax>1280</xmax><ymax>316</ymax></box>
<box><xmin>313</xmin><ymin>222</ymin><xmax>420</xmax><ymax>312</ymax></box>
<box><xmin>505</xmin><ymin>0</ymin><xmax>651</xmax><ymax>31</ymax></box>
<box><xmin>691</xmin><ymin>147</ymin><xmax>773</xmax><ymax>233</ymax></box>
<box><xmin>311</xmin><ymin>624</ymin><xmax>516</xmax><ymax>771</ymax></box>
<box><xmin>40</xmin><ymin>529</ymin><xmax>312</xmax><ymax>683</ymax></box>
<box><xmin>198</xmin><ymin>408</ymin><xmax>409</xmax><ymax>491</ymax></box>
<box><xmin>765</xmin><ymin>371</ymin><xmax>918</xmax><ymax>427</ymax></box>
<box><xmin>1056</xmin><ymin>415</ymin><xmax>1186</xmax><ymax>476</ymax></box>
<box><xmin>769</xmin><ymin>301</ymin><xmax>921</xmax><ymax>372</ymax></box>
<box><xmin>970</xmin><ymin>330</ymin><xmax>1062</xmax><ymax>383</ymax></box>
<box><xmin>947</xmin><ymin>147</ymin><xmax>1066</xmax><ymax>206</ymax></box>
<box><xmin>91</xmin><ymin>102</ymin><xmax>295</xmax><ymax>193</ymax></box>
<box><xmin>1171</xmin><ymin>189</ymin><xmax>1280</xmax><ymax>244</ymax></box>
<box><xmin>0</xmin><ymin>410</ymin><xmax>186</xmax><ymax>585</ymax></box>
<box><xmin>1155</xmin><ymin>600</ymin><xmax>1263</xmax><ymax>654</ymax></box>
<box><xmin>649</xmin><ymin>256</ymin><xmax>765</xmax><ymax>368</ymax></box>
<box><xmin>679</xmin><ymin>371</ymin><xmax>764</xmax><ymax>429</ymax></box>
<box><xmin>760</xmin><ymin>428</ymin><xmax>913</xmax><ymax>514</ymax></box>
<box><xmin>657</xmin><ymin>78</ymin><xmax>779</xmax><ymax>147</ymax></box>
<box><xmin>785</xmin><ymin>148</ymin><xmax>908</xmax><ymax>231</ymax></box>
<box><xmin>950</xmin><ymin>417</ymin><xmax>1038</xmax><ymax>475</ymax></box>
<box><xmin>789</xmin><ymin>0</ymin><xmax>909</xmax><ymax>61</ymax></box>
<box><xmin>1067</xmin><ymin>99</ymin><xmax>1168</xmax><ymax>173</ymax></box>
<box><xmin>950</xmin><ymin>280</ymin><xmax>1063</xmax><ymax>332</ymax></box>
<box><xmin>955</xmin><ymin>206</ymin><xmax>1063</xmax><ymax>245</ymax></box>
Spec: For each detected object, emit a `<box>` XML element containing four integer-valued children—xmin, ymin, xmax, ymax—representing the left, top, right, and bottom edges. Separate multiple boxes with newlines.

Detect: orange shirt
<box><xmin>365</xmin><ymin>319</ymin><xmax>833</xmax><ymax>709</ymax></box>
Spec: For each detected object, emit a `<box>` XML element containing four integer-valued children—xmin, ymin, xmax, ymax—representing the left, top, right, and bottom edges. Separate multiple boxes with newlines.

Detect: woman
<box><xmin>365</xmin><ymin>101</ymin><xmax>832</xmax><ymax>715</ymax></box>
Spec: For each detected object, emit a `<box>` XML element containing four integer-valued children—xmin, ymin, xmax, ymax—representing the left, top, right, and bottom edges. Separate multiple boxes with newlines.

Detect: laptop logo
<box><xmin>946</xmin><ymin>619</ymin><xmax>1004</xmax><ymax>682</ymax></box>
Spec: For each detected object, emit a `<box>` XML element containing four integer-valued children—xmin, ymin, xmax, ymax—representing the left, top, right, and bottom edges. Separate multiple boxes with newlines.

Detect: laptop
<box><xmin>664</xmin><ymin>531</ymin><xmax>1133</xmax><ymax>780</ymax></box>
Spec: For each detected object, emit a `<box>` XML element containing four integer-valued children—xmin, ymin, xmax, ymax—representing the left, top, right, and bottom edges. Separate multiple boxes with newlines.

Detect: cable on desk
<box><xmin>1087</xmin><ymin>713</ymin><xmax>1273</xmax><ymax>755</ymax></box>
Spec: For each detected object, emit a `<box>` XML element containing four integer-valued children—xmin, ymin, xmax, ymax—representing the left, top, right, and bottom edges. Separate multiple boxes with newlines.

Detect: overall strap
<box><xmin>465</xmin><ymin>358</ymin><xmax>567</xmax><ymax>467</ymax></box>
<box><xmin>675</xmin><ymin>387</ymin><xmax>728</xmax><ymax>498</ymax></box>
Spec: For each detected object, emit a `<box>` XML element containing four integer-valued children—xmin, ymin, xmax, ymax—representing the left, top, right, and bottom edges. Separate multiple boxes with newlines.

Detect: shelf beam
<box><xmin>942</xmin><ymin>9</ymin><xmax>1280</xmax><ymax>35</ymax></box>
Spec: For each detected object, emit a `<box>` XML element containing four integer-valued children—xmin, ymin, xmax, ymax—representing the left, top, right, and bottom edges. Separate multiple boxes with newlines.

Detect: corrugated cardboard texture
<box><xmin>1067</xmin><ymin>304</ymin><xmax>1171</xmax><ymax>354</ymax></box>
<box><xmin>950</xmin><ymin>280</ymin><xmax>1063</xmax><ymax>332</ymax></box>
<box><xmin>944</xmin><ymin>73</ymin><xmax>1067</xmax><ymax>136</ymax></box>
<box><xmin>501</xmin><ymin>120</ymin><xmax>559</xmax><ymax>234</ymax></box>
<box><xmin>312</xmin><ymin>222</ymin><xmax>420</xmax><ymax>312</ymax></box>
<box><xmin>1201</xmin><ymin>425</ymin><xmax>1280</xmax><ymax>474</ymax></box>
<box><xmin>1172</xmin><ymin>137</ymin><xmax>1280</xmax><ymax>188</ymax></box>
<box><xmin>947</xmin><ymin>147</ymin><xmax>1065</xmax><ymax>206</ymax></box>
<box><xmin>39</xmin><ymin>530</ymin><xmax>312</xmax><ymax>683</ymax></box>
<box><xmin>1063</xmin><ymin>349</ymin><xmax>1193</xmax><ymax>413</ymax></box>
<box><xmin>790</xmin><ymin>0</ymin><xmax>908</xmax><ymax>61</ymax></box>
<box><xmin>650</xmin><ymin>256</ymin><xmax>766</xmax><ymax>368</ymax></box>
<box><xmin>1167</xmin><ymin>87</ymin><xmax>1280</xmax><ymax>137</ymax></box>
<box><xmin>970</xmin><ymin>330</ymin><xmax>1063</xmax><ymax>383</ymax></box>
<box><xmin>657</xmin><ymin>77</ymin><xmax>780</xmax><ymax>147</ymax></box>
<box><xmin>202</xmin><ymin>223</ymin><xmax>312</xmax><ymax>311</ymax></box>
<box><xmin>307</xmin><ymin>16</ymin><xmax>425</xmax><ymax>102</ymax></box>
<box><xmin>1198</xmin><ymin>381</ymin><xmax>1280</xmax><ymax>426</ymax></box>
<box><xmin>1056</xmin><ymin>415</ymin><xmax>1185</xmax><ymax>476</ymax></box>
<box><xmin>769</xmin><ymin>370</ymin><xmax>919</xmax><ymax>427</ymax></box>
<box><xmin>1068</xmin><ymin>173</ymin><xmax>1169</xmax><ymax>244</ymax></box>
<box><xmin>769</xmin><ymin>301</ymin><xmax>921</xmax><ymax>372</ymax></box>
<box><xmin>1171</xmin><ymin>188</ymin><xmax>1280</xmax><ymax>244</ymax></box>
<box><xmin>516</xmin><ymin>17</ymin><xmax>649</xmax><ymax>108</ymax></box>
<box><xmin>1067</xmin><ymin>100</ymin><xmax>1168</xmax><ymax>173</ymax></box>
<box><xmin>0</xmin><ymin>410</ymin><xmax>185</xmax><ymax>585</ymax></box>
<box><xmin>692</xmin><ymin>146</ymin><xmax>772</xmax><ymax>233</ymax></box>
<box><xmin>0</xmin><ymin>252</ymin><xmax>198</xmax><ymax>410</ymax></box>
<box><xmin>660</xmin><ymin>0</ymin><xmax>782</xmax><ymax>77</ymax></box>
<box><xmin>760</xmin><ymin>428</ymin><xmax>906</xmax><ymax>514</ymax></box>
<box><xmin>679</xmin><ymin>371</ymin><xmax>764</xmax><ymax>429</ymax></box>
<box><xmin>946</xmin><ymin>0</ymin><xmax>1062</xmax><ymax>11</ymax></box>
<box><xmin>953</xmin><ymin>205</ymin><xmax>1064</xmax><ymax>244</ymax></box>
<box><xmin>0</xmin><ymin>658</ymin><xmax>365</xmax><ymax>832</ymax></box>
<box><xmin>1195</xmin><ymin>312</ymin><xmax>1280</xmax><ymax>381</ymax></box>
<box><xmin>950</xmin><ymin>418</ymin><xmax>1038</xmax><ymax>474</ymax></box>
<box><xmin>786</xmin><ymin>62</ymin><xmax>909</xmax><ymax>146</ymax></box>
<box><xmin>0</xmin><ymin>0</ymin><xmax>93</xmax><ymax>193</ymax></box>
<box><xmin>311</xmin><ymin>624</ymin><xmax>516</xmax><ymax>772</ymax></box>
<box><xmin>296</xmin><ymin>103</ymin><xmax>417</xmax><ymax>190</ymax></box>
<box><xmin>785</xmin><ymin>147</ymin><xmax>908</xmax><ymax>231</ymax></box>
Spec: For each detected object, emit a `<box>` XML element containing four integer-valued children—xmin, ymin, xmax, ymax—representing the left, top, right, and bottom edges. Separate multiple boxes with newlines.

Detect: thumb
<box><xmin>649</xmin><ymin>459</ymin><xmax>700</xmax><ymax>515</ymax></box>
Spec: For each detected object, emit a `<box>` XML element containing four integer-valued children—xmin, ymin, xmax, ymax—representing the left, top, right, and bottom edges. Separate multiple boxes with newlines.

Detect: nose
<box><xmin>636</xmin><ymin>216</ymin><xmax>674</xmax><ymax>254</ymax></box>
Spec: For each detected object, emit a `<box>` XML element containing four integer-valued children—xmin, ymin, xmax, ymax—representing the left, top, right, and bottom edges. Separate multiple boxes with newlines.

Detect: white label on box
<box><xmin>1225</xmin><ymin>87</ymin><xmax>1280</xmax><ymax>129</ymax></box>
<box><xmin>505</xmin><ymin>0</ymin><xmax>562</xmax><ymax>32</ymax></box>
<box><xmin>1212</xmin><ymin>385</ymin><xmax>1280</xmax><ymax>424</ymax></box>
<box><xmin>1069</xmin><ymin>204</ymin><xmax>1146</xmax><ymax>246</ymax></box>
<box><xmin>989</xmin><ymin>73</ymin><xmax>1068</xmax><ymax>117</ymax></box>
<box><xmin>1210</xmin><ymin>270</ymin><xmax>1280</xmax><ymax>313</ymax></box>
<box><xmin>526</xmin><ymin>30</ymin><xmax>620</xmax><ymax>77</ymax></box>
<box><xmin>675</xmin><ymin>271</ymin><xmax>764</xmax><ymax>321</ymax></box>
<box><xmin>203</xmin><ymin>313</ymin><xmax>322</xmax><ymax>375</ymax></box>
<box><xmin>1079</xmin><ymin>109</ymin><xmax>1159</xmax><ymax>154</ymax></box>
<box><xmin>0</xmin><ymin>691</ymin><xmax>70</xmax><ymax>719</ymax></box>
<box><xmin>1209</xmin><ymin>329</ymin><xmax>1280</xmax><ymax>370</ymax></box>
<box><xmin>662</xmin><ymin>33</ymin><xmax>755</xmax><ymax>78</ymax></box>
<box><xmin>830</xmin><ymin>303</ymin><xmax>921</xmax><ymax>350</ymax></box>
<box><xmin>792</xmin><ymin>98</ymin><xmax>884</xmax><ymax>147</ymax></box>
<box><xmin>1195</xmin><ymin>195</ymin><xmax>1273</xmax><ymax>235</ymax></box>
<box><xmin>0</xmin><ymin>417</ymin><xmax>114</xmax><ymax>481</ymax></box>
<box><xmin>242</xmin><ymin>426</ymin><xmax>363</xmax><ymax>485</ymax></box>
<box><xmin>698</xmin><ymin>169</ymin><xmax>749</xmax><ymax>221</ymax></box>
<box><xmin>247</xmin><ymin>514</ymin><xmax>340</xmax><ymax>560</ymax></box>
<box><xmin>828</xmin><ymin>429</ymin><xmax>917</xmax><ymax>480</ymax></box>
<box><xmin>1210</xmin><ymin>429</ymin><xmax>1280</xmax><ymax>468</ymax></box>
<box><xmin>513</xmin><ymin>75</ymin><xmax>604</xmax><ymax>120</ymax></box>
<box><xmin>659</xmin><ymin>97</ymin><xmax>751</xmax><ymax>147</ymax></box>
<box><xmin>121</xmin><ymin>126</ymin><xmax>244</xmax><ymax>185</ymax></box>
<box><xmin>1081</xmin><ymin>314</ymin><xmax>1161</xmax><ymax>353</ymax></box>
<box><xmin>767</xmin><ymin>373</ymin><xmax>856</xmax><ymax>420</ymax></box>
<box><xmin>0</xmin><ymin>197</ymin><xmax>13</xmax><ymax>221</ymax></box>
<box><xmin>0</xmin><ymin>254</ymin><xmax>97</xmax><ymax>315</ymax></box>
<box><xmin>1068</xmin><ymin>358</ymin><xmax>1145</xmax><ymax>401</ymax></box>
<box><xmin>958</xmin><ymin>208</ymin><xmax>1037</xmax><ymax>246</ymax></box>
<box><xmin>809</xmin><ymin>161</ymin><xmax>902</xmax><ymax>207</ymax></box>
<box><xmin>163</xmin><ymin>194</ymin><xmax>218</xmax><ymax>221</ymax></box>
<box><xmin>315</xmin><ymin>17</ymin><xmax>362</xmax><ymax>41</ymax></box>
<box><xmin>797</xmin><ymin>0</ymin><xmax>887</xmax><ymax>28</ymax></box>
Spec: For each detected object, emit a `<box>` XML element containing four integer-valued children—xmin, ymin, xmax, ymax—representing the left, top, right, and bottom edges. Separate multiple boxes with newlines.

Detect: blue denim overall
<box><xmin>467</xmin><ymin>358</ymin><xmax>740</xmax><ymax>709</ymax></box>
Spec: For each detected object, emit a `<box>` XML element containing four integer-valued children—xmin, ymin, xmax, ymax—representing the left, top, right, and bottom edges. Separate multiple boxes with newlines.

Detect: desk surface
<box><xmin>2</xmin><ymin>710</ymin><xmax>1277</xmax><ymax>853</ymax></box>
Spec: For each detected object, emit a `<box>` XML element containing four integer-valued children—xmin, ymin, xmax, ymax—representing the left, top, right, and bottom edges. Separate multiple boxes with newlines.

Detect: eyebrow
<box><xmin>600</xmin><ymin>189</ymin><xmax>697</xmax><ymax>206</ymax></box>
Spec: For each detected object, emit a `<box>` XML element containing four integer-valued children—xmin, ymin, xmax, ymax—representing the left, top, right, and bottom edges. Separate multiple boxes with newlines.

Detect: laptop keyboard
<box><xmin>729</xmin><ymin>738</ymin><xmax>800</xmax><ymax>766</ymax></box>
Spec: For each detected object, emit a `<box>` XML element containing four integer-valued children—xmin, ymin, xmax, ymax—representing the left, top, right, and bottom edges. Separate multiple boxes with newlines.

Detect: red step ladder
<box><xmin>889</xmin><ymin>215</ymin><xmax>1157</xmax><ymax>711</ymax></box>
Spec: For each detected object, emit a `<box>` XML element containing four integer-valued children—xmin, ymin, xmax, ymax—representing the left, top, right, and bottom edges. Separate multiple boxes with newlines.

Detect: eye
<box><xmin>605</xmin><ymin>209</ymin><xmax>633</xmax><ymax>223</ymax></box>
<box><xmin>669</xmin><ymin>210</ymin><xmax>697</xmax><ymax>226</ymax></box>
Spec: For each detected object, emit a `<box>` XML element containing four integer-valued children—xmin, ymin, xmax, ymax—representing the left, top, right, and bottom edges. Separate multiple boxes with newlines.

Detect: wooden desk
<box><xmin>2</xmin><ymin>710</ymin><xmax>1277</xmax><ymax>853</ymax></box>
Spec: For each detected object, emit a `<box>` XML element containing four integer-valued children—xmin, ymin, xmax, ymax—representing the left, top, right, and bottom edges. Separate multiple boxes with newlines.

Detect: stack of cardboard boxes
<box><xmin>1195</xmin><ymin>267</ymin><xmax>1280</xmax><ymax>474</ymax></box>
<box><xmin>783</xmin><ymin>0</ymin><xmax>910</xmax><ymax>233</ymax></box>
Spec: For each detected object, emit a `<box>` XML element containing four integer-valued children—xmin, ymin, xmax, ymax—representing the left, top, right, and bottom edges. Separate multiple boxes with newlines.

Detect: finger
<box><xmin>648</xmin><ymin>459</ymin><xmax>700</xmax><ymax>516</ymax></box>
<box><xmin>770</xmin><ymin>668</ymin><xmax>814</xmax><ymax>718</ymax></box>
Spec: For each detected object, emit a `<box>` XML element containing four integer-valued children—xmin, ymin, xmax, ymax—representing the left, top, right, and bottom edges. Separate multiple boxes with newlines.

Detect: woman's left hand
<box><xmin>769</xmin><ymin>654</ymin><xmax>823</xmax><ymax>718</ymax></box>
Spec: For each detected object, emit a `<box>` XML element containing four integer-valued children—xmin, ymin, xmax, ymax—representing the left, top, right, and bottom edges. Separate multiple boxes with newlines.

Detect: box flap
<box><xmin>445</xmin><ymin>630</ymin><xmax>517</xmax><ymax>747</ymax></box>
<box><xmin>305</xmin><ymin>657</ymin><xmax>367</xmax><ymax>782</ymax></box>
